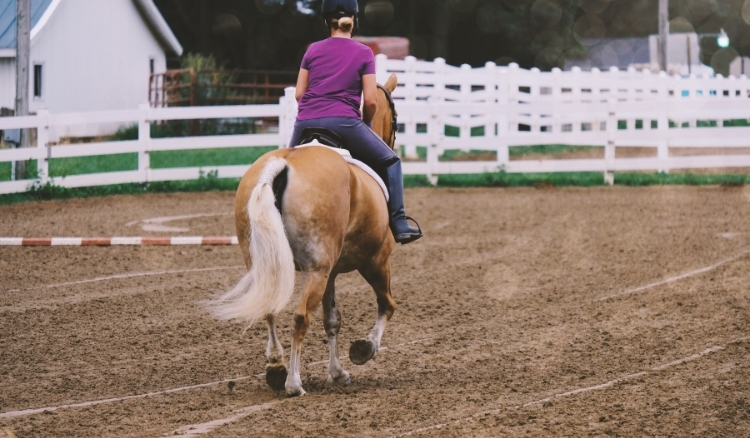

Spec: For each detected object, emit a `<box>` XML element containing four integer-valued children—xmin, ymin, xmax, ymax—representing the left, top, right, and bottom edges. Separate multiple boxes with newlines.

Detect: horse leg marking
<box><xmin>264</xmin><ymin>314</ymin><xmax>287</xmax><ymax>391</ymax></box>
<box><xmin>351</xmin><ymin>254</ymin><xmax>395</xmax><ymax>365</ymax></box>
<box><xmin>286</xmin><ymin>271</ymin><xmax>329</xmax><ymax>397</ymax></box>
<box><xmin>322</xmin><ymin>274</ymin><xmax>350</xmax><ymax>385</ymax></box>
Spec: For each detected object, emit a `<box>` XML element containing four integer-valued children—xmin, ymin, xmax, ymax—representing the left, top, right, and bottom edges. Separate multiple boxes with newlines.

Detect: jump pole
<box><xmin>0</xmin><ymin>236</ymin><xmax>239</xmax><ymax>246</ymax></box>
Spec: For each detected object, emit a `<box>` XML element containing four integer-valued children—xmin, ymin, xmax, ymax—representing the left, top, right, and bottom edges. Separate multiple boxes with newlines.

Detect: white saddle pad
<box><xmin>295</xmin><ymin>141</ymin><xmax>389</xmax><ymax>202</ymax></box>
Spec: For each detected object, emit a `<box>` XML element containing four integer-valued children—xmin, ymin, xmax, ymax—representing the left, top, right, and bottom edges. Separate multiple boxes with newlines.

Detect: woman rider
<box><xmin>289</xmin><ymin>0</ymin><xmax>422</xmax><ymax>245</ymax></box>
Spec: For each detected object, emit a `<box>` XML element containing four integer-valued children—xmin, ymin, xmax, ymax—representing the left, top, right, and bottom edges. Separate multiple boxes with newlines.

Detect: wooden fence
<box><xmin>1</xmin><ymin>55</ymin><xmax>750</xmax><ymax>194</ymax></box>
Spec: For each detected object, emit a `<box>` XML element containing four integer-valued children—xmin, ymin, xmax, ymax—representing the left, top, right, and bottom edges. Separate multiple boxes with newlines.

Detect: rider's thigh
<box><xmin>334</xmin><ymin>118</ymin><xmax>398</xmax><ymax>167</ymax></box>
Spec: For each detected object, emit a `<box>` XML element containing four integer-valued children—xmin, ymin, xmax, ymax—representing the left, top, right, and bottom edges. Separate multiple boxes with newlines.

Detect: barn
<box><xmin>0</xmin><ymin>0</ymin><xmax>182</xmax><ymax>133</ymax></box>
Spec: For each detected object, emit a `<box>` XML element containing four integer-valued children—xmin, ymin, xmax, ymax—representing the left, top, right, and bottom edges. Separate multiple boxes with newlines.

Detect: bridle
<box><xmin>377</xmin><ymin>84</ymin><xmax>398</xmax><ymax>149</ymax></box>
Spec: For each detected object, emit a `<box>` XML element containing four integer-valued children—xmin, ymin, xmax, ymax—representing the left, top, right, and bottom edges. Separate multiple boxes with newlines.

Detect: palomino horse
<box><xmin>212</xmin><ymin>74</ymin><xmax>402</xmax><ymax>396</ymax></box>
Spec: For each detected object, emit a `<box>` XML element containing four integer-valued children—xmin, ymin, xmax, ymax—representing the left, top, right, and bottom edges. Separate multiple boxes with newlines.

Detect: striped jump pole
<box><xmin>0</xmin><ymin>236</ymin><xmax>239</xmax><ymax>246</ymax></box>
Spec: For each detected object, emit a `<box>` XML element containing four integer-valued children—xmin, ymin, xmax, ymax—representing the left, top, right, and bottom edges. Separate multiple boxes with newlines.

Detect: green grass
<box><xmin>0</xmin><ymin>159</ymin><xmax>38</xmax><ymax>181</ymax></box>
<box><xmin>444</xmin><ymin>125</ymin><xmax>486</xmax><ymax>137</ymax></box>
<box><xmin>0</xmin><ymin>161</ymin><xmax>10</xmax><ymax>180</ymax></box>
<box><xmin>439</xmin><ymin>149</ymin><xmax>497</xmax><ymax>161</ymax></box>
<box><xmin>437</xmin><ymin>171</ymin><xmax>606</xmax><ymax>187</ymax></box>
<box><xmin>50</xmin><ymin>154</ymin><xmax>137</xmax><ymax>177</ymax></box>
<box><xmin>0</xmin><ymin>170</ymin><xmax>241</xmax><ymax>206</ymax></box>
<box><xmin>723</xmin><ymin>119</ymin><xmax>750</xmax><ymax>127</ymax></box>
<box><xmin>401</xmin><ymin>144</ymin><xmax>600</xmax><ymax>162</ymax></box>
<box><xmin>1</xmin><ymin>146</ymin><xmax>277</xmax><ymax>181</ymax></box>
<box><xmin>509</xmin><ymin>144</ymin><xmax>602</xmax><ymax>157</ymax></box>
<box><xmin>151</xmin><ymin>146</ymin><xmax>276</xmax><ymax>168</ymax></box>
<box><xmin>615</xmin><ymin>172</ymin><xmax>749</xmax><ymax>186</ymax></box>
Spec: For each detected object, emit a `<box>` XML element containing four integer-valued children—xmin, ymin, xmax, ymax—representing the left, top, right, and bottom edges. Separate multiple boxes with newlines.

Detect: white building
<box><xmin>565</xmin><ymin>33</ymin><xmax>712</xmax><ymax>77</ymax></box>
<box><xmin>0</xmin><ymin>0</ymin><xmax>182</xmax><ymax>138</ymax></box>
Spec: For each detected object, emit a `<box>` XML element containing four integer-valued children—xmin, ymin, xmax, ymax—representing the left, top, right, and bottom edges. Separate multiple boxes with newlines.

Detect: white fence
<box><xmin>2</xmin><ymin>54</ymin><xmax>750</xmax><ymax>194</ymax></box>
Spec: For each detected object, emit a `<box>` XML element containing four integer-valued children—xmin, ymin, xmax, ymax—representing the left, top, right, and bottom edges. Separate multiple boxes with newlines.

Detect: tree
<box><xmin>357</xmin><ymin>0</ymin><xmax>584</xmax><ymax>69</ymax></box>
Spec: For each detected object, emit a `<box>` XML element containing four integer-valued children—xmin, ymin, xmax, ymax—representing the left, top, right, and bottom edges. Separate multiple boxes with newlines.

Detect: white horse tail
<box><xmin>212</xmin><ymin>157</ymin><xmax>295</xmax><ymax>326</ymax></box>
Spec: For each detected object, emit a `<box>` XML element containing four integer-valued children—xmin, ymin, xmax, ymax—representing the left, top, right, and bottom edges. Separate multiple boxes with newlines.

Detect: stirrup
<box><xmin>394</xmin><ymin>216</ymin><xmax>423</xmax><ymax>245</ymax></box>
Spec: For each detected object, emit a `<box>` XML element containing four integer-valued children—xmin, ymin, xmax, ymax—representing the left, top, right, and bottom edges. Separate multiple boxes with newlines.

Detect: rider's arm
<box><xmin>362</xmin><ymin>74</ymin><xmax>377</xmax><ymax>126</ymax></box>
<box><xmin>295</xmin><ymin>69</ymin><xmax>310</xmax><ymax>102</ymax></box>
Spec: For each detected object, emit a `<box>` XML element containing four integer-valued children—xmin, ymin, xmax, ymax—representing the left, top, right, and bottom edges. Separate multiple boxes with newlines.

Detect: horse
<box><xmin>211</xmin><ymin>74</ymin><xmax>403</xmax><ymax>397</ymax></box>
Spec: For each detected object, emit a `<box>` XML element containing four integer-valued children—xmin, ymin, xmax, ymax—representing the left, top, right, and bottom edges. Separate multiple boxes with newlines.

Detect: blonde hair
<box><xmin>330</xmin><ymin>16</ymin><xmax>354</xmax><ymax>33</ymax></box>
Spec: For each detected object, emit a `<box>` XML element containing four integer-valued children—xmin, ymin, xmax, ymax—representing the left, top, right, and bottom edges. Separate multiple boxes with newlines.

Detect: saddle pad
<box><xmin>296</xmin><ymin>139</ymin><xmax>351</xmax><ymax>156</ymax></box>
<box><xmin>294</xmin><ymin>141</ymin><xmax>389</xmax><ymax>202</ymax></box>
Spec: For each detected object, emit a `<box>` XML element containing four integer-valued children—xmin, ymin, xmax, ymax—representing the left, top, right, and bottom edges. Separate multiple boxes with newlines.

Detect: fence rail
<box><xmin>2</xmin><ymin>55</ymin><xmax>750</xmax><ymax>194</ymax></box>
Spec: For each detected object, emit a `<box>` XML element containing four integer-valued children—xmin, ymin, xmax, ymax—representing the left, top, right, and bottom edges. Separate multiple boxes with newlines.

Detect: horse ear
<box><xmin>384</xmin><ymin>74</ymin><xmax>397</xmax><ymax>93</ymax></box>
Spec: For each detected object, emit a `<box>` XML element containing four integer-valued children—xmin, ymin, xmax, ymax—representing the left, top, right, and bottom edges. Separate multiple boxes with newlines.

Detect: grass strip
<box><xmin>615</xmin><ymin>172</ymin><xmax>749</xmax><ymax>186</ymax></box>
<box><xmin>437</xmin><ymin>171</ymin><xmax>606</xmax><ymax>187</ymax></box>
<box><xmin>1</xmin><ymin>171</ymin><xmax>746</xmax><ymax>206</ymax></box>
<box><xmin>50</xmin><ymin>154</ymin><xmax>137</xmax><ymax>177</ymax></box>
<box><xmin>0</xmin><ymin>171</ymin><xmax>240</xmax><ymax>206</ymax></box>
<box><xmin>151</xmin><ymin>146</ymin><xmax>276</xmax><ymax>168</ymax></box>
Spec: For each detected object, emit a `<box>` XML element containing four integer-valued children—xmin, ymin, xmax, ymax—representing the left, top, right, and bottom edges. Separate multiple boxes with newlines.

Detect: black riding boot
<box><xmin>384</xmin><ymin>160</ymin><xmax>423</xmax><ymax>244</ymax></box>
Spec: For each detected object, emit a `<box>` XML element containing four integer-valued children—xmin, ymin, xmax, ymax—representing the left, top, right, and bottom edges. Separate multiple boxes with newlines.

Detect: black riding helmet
<box><xmin>321</xmin><ymin>0</ymin><xmax>359</xmax><ymax>30</ymax></box>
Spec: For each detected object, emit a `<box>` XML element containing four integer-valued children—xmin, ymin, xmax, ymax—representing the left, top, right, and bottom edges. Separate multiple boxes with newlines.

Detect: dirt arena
<box><xmin>1</xmin><ymin>185</ymin><xmax>749</xmax><ymax>437</ymax></box>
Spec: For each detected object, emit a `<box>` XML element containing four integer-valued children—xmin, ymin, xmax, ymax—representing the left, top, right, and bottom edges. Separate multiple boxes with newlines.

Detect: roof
<box><xmin>0</xmin><ymin>0</ymin><xmax>182</xmax><ymax>57</ymax></box>
<box><xmin>0</xmin><ymin>0</ymin><xmax>52</xmax><ymax>50</ymax></box>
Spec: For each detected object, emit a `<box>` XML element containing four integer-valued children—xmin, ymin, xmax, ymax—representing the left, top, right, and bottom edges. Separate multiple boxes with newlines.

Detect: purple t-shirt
<box><xmin>297</xmin><ymin>38</ymin><xmax>376</xmax><ymax>121</ymax></box>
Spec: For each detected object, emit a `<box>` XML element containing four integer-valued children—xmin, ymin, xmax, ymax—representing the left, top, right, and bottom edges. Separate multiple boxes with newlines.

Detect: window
<box><xmin>149</xmin><ymin>58</ymin><xmax>155</xmax><ymax>74</ymax></box>
<box><xmin>33</xmin><ymin>64</ymin><xmax>42</xmax><ymax>98</ymax></box>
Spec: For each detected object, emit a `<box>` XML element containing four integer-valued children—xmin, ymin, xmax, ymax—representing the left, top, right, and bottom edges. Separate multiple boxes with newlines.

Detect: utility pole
<box><xmin>14</xmin><ymin>0</ymin><xmax>30</xmax><ymax>180</ymax></box>
<box><xmin>657</xmin><ymin>0</ymin><xmax>669</xmax><ymax>72</ymax></box>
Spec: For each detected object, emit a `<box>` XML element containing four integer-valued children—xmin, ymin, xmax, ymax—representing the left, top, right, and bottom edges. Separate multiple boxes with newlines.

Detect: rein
<box><xmin>377</xmin><ymin>84</ymin><xmax>398</xmax><ymax>148</ymax></box>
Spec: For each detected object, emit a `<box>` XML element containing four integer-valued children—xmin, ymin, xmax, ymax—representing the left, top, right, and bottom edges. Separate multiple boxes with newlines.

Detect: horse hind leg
<box><xmin>350</xmin><ymin>253</ymin><xmax>395</xmax><ymax>366</ymax></box>
<box><xmin>264</xmin><ymin>314</ymin><xmax>287</xmax><ymax>391</ymax></box>
<box><xmin>322</xmin><ymin>274</ymin><xmax>350</xmax><ymax>385</ymax></box>
<box><xmin>286</xmin><ymin>270</ymin><xmax>329</xmax><ymax>397</ymax></box>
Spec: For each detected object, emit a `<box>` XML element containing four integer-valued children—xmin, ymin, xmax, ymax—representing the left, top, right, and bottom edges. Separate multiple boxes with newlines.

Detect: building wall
<box><xmin>0</xmin><ymin>0</ymin><xmax>170</xmax><ymax>138</ymax></box>
<box><xmin>31</xmin><ymin>0</ymin><xmax>166</xmax><ymax>112</ymax></box>
<box><xmin>0</xmin><ymin>58</ymin><xmax>15</xmax><ymax>109</ymax></box>
<box><xmin>648</xmin><ymin>33</ymin><xmax>701</xmax><ymax>68</ymax></box>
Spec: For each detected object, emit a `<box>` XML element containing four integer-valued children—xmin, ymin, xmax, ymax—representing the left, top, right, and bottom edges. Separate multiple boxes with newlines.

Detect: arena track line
<box><xmin>0</xmin><ymin>375</ymin><xmax>263</xmax><ymax>420</ymax></box>
<box><xmin>0</xmin><ymin>338</ymin><xmax>433</xmax><ymax>423</ymax></box>
<box><xmin>391</xmin><ymin>337</ymin><xmax>749</xmax><ymax>437</ymax></box>
<box><xmin>163</xmin><ymin>338</ymin><xmax>433</xmax><ymax>436</ymax></box>
<box><xmin>4</xmin><ymin>266</ymin><xmax>245</xmax><ymax>293</ymax></box>
<box><xmin>594</xmin><ymin>248</ymin><xmax>750</xmax><ymax>303</ymax></box>
<box><xmin>0</xmin><ymin>236</ymin><xmax>239</xmax><ymax>246</ymax></box>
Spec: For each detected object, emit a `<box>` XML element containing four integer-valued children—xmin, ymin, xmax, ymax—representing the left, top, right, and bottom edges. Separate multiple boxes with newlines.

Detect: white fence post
<box><xmin>279</xmin><ymin>87</ymin><xmax>297</xmax><ymax>148</ymax></box>
<box><xmin>138</xmin><ymin>103</ymin><xmax>151</xmax><ymax>183</ymax></box>
<box><xmin>427</xmin><ymin>95</ymin><xmax>441</xmax><ymax>185</ymax></box>
<box><xmin>657</xmin><ymin>71</ymin><xmax>670</xmax><ymax>173</ymax></box>
<box><xmin>605</xmin><ymin>97</ymin><xmax>616</xmax><ymax>185</ymax></box>
<box><xmin>36</xmin><ymin>109</ymin><xmax>49</xmax><ymax>184</ymax></box>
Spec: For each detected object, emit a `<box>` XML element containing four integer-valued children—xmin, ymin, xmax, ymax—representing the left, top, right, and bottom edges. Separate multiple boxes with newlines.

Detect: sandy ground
<box><xmin>1</xmin><ymin>186</ymin><xmax>749</xmax><ymax>437</ymax></box>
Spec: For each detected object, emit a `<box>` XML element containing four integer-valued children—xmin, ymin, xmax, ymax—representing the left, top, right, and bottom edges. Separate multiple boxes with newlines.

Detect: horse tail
<box><xmin>211</xmin><ymin>157</ymin><xmax>295</xmax><ymax>326</ymax></box>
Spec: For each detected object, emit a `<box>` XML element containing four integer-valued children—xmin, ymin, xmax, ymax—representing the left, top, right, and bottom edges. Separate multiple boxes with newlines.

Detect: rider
<box><xmin>289</xmin><ymin>0</ymin><xmax>422</xmax><ymax>245</ymax></box>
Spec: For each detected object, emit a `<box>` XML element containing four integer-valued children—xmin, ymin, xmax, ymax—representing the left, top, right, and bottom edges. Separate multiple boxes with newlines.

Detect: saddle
<box><xmin>299</xmin><ymin>127</ymin><xmax>346</xmax><ymax>149</ymax></box>
<box><xmin>295</xmin><ymin>128</ymin><xmax>388</xmax><ymax>202</ymax></box>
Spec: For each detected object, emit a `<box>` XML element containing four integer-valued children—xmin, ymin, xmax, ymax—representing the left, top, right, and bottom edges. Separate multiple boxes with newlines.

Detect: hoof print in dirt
<box><xmin>349</xmin><ymin>339</ymin><xmax>377</xmax><ymax>365</ymax></box>
<box><xmin>265</xmin><ymin>364</ymin><xmax>288</xmax><ymax>391</ymax></box>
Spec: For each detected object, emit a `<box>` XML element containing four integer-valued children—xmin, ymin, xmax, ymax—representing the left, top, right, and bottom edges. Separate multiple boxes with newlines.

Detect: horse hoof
<box><xmin>265</xmin><ymin>364</ymin><xmax>288</xmax><ymax>391</ymax></box>
<box><xmin>327</xmin><ymin>370</ymin><xmax>351</xmax><ymax>386</ymax></box>
<box><xmin>286</xmin><ymin>386</ymin><xmax>306</xmax><ymax>397</ymax></box>
<box><xmin>349</xmin><ymin>339</ymin><xmax>377</xmax><ymax>365</ymax></box>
